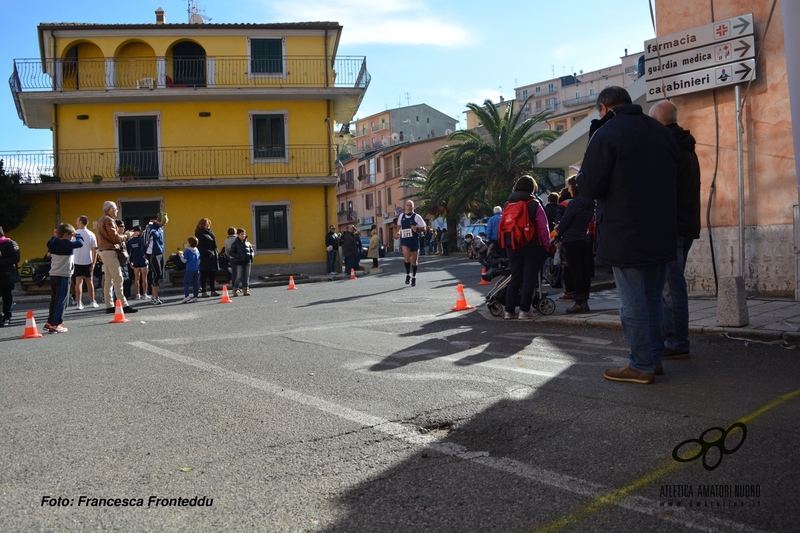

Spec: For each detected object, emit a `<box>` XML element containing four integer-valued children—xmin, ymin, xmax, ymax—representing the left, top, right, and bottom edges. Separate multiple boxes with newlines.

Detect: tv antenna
<box><xmin>188</xmin><ymin>1</ymin><xmax>212</xmax><ymax>24</ymax></box>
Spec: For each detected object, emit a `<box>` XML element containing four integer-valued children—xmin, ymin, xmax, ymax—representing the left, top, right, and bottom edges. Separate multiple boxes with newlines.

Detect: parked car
<box><xmin>360</xmin><ymin>236</ymin><xmax>386</xmax><ymax>258</ymax></box>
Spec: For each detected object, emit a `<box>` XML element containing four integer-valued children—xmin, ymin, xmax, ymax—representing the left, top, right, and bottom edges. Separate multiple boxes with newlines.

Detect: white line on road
<box><xmin>129</xmin><ymin>341</ymin><xmax>764</xmax><ymax>533</ymax></box>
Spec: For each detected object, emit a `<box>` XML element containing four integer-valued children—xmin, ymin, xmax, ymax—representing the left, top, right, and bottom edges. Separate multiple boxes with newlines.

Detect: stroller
<box><xmin>485</xmin><ymin>258</ymin><xmax>555</xmax><ymax>317</ymax></box>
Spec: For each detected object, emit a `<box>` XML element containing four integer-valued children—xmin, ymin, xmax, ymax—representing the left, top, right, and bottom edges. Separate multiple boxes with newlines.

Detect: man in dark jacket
<box><xmin>650</xmin><ymin>100</ymin><xmax>701</xmax><ymax>361</ymax></box>
<box><xmin>325</xmin><ymin>225</ymin><xmax>339</xmax><ymax>274</ymax></box>
<box><xmin>0</xmin><ymin>226</ymin><xmax>21</xmax><ymax>327</ymax></box>
<box><xmin>577</xmin><ymin>86</ymin><xmax>678</xmax><ymax>384</ymax></box>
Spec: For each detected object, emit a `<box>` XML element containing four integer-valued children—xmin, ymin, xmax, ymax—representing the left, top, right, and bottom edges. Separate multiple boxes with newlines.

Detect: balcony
<box><xmin>371</xmin><ymin>123</ymin><xmax>389</xmax><ymax>133</ymax></box>
<box><xmin>0</xmin><ymin>144</ymin><xmax>334</xmax><ymax>187</ymax></box>
<box><xmin>561</xmin><ymin>94</ymin><xmax>597</xmax><ymax>108</ymax></box>
<box><xmin>338</xmin><ymin>211</ymin><xmax>357</xmax><ymax>223</ymax></box>
<box><xmin>10</xmin><ymin>55</ymin><xmax>370</xmax><ymax>127</ymax></box>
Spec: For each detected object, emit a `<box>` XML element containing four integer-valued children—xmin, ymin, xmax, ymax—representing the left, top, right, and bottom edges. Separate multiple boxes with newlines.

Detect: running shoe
<box><xmin>405</xmin><ymin>275</ymin><xmax>411</xmax><ymax>285</ymax></box>
<box><xmin>44</xmin><ymin>323</ymin><xmax>68</xmax><ymax>333</ymax></box>
<box><xmin>77</xmin><ymin>302</ymin><xmax>84</xmax><ymax>310</ymax></box>
<box><xmin>181</xmin><ymin>296</ymin><xmax>192</xmax><ymax>304</ymax></box>
<box><xmin>151</xmin><ymin>297</ymin><xmax>163</xmax><ymax>305</ymax></box>
<box><xmin>411</xmin><ymin>277</ymin><xmax>416</xmax><ymax>287</ymax></box>
<box><xmin>90</xmin><ymin>301</ymin><xmax>99</xmax><ymax>308</ymax></box>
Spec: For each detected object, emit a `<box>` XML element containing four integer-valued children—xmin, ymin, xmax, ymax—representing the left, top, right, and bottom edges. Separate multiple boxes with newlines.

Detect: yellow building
<box><xmin>6</xmin><ymin>11</ymin><xmax>369</xmax><ymax>274</ymax></box>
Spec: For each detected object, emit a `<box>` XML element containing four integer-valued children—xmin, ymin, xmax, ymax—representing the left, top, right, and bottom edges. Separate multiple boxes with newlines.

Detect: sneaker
<box><xmin>211</xmin><ymin>291</ymin><xmax>220</xmax><ymax>297</ymax></box>
<box><xmin>70</xmin><ymin>297</ymin><xmax>77</xmax><ymax>306</ymax></box>
<box><xmin>122</xmin><ymin>306</ymin><xmax>138</xmax><ymax>314</ymax></box>
<box><xmin>201</xmin><ymin>291</ymin><xmax>210</xmax><ymax>298</ymax></box>
<box><xmin>503</xmin><ymin>311</ymin><xmax>515</xmax><ymax>320</ymax></box>
<box><xmin>90</xmin><ymin>301</ymin><xmax>99</xmax><ymax>308</ymax></box>
<box><xmin>44</xmin><ymin>323</ymin><xmax>68</xmax><ymax>333</ymax></box>
<box><xmin>135</xmin><ymin>294</ymin><xmax>141</xmax><ymax>300</ymax></box>
<box><xmin>663</xmin><ymin>347</ymin><xmax>690</xmax><ymax>360</ymax></box>
<box><xmin>603</xmin><ymin>365</ymin><xmax>654</xmax><ymax>384</ymax></box>
<box><xmin>151</xmin><ymin>298</ymin><xmax>163</xmax><ymax>305</ymax></box>
<box><xmin>243</xmin><ymin>289</ymin><xmax>251</xmax><ymax>296</ymax></box>
<box><xmin>181</xmin><ymin>296</ymin><xmax>192</xmax><ymax>304</ymax></box>
<box><xmin>405</xmin><ymin>275</ymin><xmax>411</xmax><ymax>285</ymax></box>
<box><xmin>77</xmin><ymin>302</ymin><xmax>84</xmax><ymax>310</ymax></box>
<box><xmin>557</xmin><ymin>292</ymin><xmax>575</xmax><ymax>302</ymax></box>
<box><xmin>232</xmin><ymin>290</ymin><xmax>239</xmax><ymax>297</ymax></box>
<box><xmin>654</xmin><ymin>364</ymin><xmax>664</xmax><ymax>376</ymax></box>
<box><xmin>410</xmin><ymin>277</ymin><xmax>416</xmax><ymax>287</ymax></box>
<box><xmin>518</xmin><ymin>310</ymin><xmax>535</xmax><ymax>320</ymax></box>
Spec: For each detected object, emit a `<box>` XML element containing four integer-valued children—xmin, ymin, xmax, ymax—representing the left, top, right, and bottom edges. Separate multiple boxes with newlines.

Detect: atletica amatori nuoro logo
<box><xmin>672</xmin><ymin>422</ymin><xmax>747</xmax><ymax>471</ymax></box>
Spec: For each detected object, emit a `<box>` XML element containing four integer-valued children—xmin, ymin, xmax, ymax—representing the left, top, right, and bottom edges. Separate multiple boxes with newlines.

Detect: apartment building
<box><xmin>515</xmin><ymin>52</ymin><xmax>642</xmax><ymax>133</ymax></box>
<box><xmin>348</xmin><ymin>104</ymin><xmax>457</xmax><ymax>154</ymax></box>
<box><xmin>336</xmin><ymin>136</ymin><xmax>450</xmax><ymax>251</ymax></box>
<box><xmin>5</xmin><ymin>10</ymin><xmax>369</xmax><ymax>274</ymax></box>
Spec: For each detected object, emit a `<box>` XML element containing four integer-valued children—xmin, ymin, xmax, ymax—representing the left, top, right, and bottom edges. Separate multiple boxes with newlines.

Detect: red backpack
<box><xmin>499</xmin><ymin>199</ymin><xmax>536</xmax><ymax>250</ymax></box>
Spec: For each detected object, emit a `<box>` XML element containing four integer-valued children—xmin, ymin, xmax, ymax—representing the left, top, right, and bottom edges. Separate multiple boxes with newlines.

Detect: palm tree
<box><xmin>440</xmin><ymin>98</ymin><xmax>557</xmax><ymax>207</ymax></box>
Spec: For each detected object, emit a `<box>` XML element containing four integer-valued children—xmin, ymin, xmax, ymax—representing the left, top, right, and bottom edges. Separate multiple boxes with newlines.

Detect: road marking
<box><xmin>130</xmin><ymin>341</ymin><xmax>768</xmax><ymax>533</ymax></box>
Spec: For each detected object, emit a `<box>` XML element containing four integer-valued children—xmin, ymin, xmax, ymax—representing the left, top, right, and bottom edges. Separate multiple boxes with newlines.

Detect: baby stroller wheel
<box><xmin>538</xmin><ymin>298</ymin><xmax>556</xmax><ymax>316</ymax></box>
<box><xmin>488</xmin><ymin>301</ymin><xmax>504</xmax><ymax>317</ymax></box>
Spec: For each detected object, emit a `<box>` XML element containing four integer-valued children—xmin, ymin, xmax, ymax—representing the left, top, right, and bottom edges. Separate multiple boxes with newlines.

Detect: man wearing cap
<box><xmin>143</xmin><ymin>212</ymin><xmax>168</xmax><ymax>305</ymax></box>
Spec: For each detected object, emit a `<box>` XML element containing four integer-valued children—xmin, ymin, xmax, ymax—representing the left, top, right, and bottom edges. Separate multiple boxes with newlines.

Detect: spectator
<box><xmin>195</xmin><ymin>218</ymin><xmax>219</xmax><ymax>297</ymax></box>
<box><xmin>143</xmin><ymin>212</ymin><xmax>168</xmax><ymax>305</ymax></box>
<box><xmin>368</xmin><ymin>229</ymin><xmax>380</xmax><ymax>268</ymax></box>
<box><xmin>553</xmin><ymin>176</ymin><xmax>595</xmax><ymax>314</ymax></box>
<box><xmin>96</xmin><ymin>201</ymin><xmax>138</xmax><ymax>315</ymax></box>
<box><xmin>577</xmin><ymin>86</ymin><xmax>678</xmax><ymax>384</ymax></box>
<box><xmin>44</xmin><ymin>223</ymin><xmax>84</xmax><ymax>333</ymax></box>
<box><xmin>0</xmin><ymin>226</ymin><xmax>20</xmax><ymax>327</ymax></box>
<box><xmin>325</xmin><ymin>225</ymin><xmax>339</xmax><ymax>274</ymax></box>
<box><xmin>229</xmin><ymin>228</ymin><xmax>255</xmax><ymax>296</ymax></box>
<box><xmin>72</xmin><ymin>215</ymin><xmax>99</xmax><ymax>309</ymax></box>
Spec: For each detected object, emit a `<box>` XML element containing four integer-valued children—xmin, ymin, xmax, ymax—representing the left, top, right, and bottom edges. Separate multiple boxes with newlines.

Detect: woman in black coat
<box><xmin>554</xmin><ymin>176</ymin><xmax>595</xmax><ymax>314</ymax></box>
<box><xmin>195</xmin><ymin>218</ymin><xmax>219</xmax><ymax>297</ymax></box>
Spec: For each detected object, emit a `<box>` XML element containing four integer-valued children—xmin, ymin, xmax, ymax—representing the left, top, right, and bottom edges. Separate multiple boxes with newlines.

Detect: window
<box><xmin>426</xmin><ymin>117</ymin><xmax>430</xmax><ymax>123</ymax></box>
<box><xmin>575</xmin><ymin>91</ymin><xmax>581</xmax><ymax>99</ymax></box>
<box><xmin>254</xmin><ymin>204</ymin><xmax>288</xmax><ymax>250</ymax></box>
<box><xmin>346</xmin><ymin>169</ymin><xmax>354</xmax><ymax>188</ymax></box>
<box><xmin>365</xmin><ymin>193</ymin><xmax>374</xmax><ymax>210</ymax></box>
<box><xmin>251</xmin><ymin>113</ymin><xmax>286</xmax><ymax>159</ymax></box>
<box><xmin>358</xmin><ymin>164</ymin><xmax>366</xmax><ymax>181</ymax></box>
<box><xmin>590</xmin><ymin>87</ymin><xmax>595</xmax><ymax>96</ymax></box>
<box><xmin>556</xmin><ymin>124</ymin><xmax>564</xmax><ymax>132</ymax></box>
<box><xmin>376</xmin><ymin>157</ymin><xmax>382</xmax><ymax>172</ymax></box>
<box><xmin>369</xmin><ymin>159</ymin><xmax>375</xmax><ymax>184</ymax></box>
<box><xmin>118</xmin><ymin>115</ymin><xmax>159</xmax><ymax>178</ymax></box>
<box><xmin>535</xmin><ymin>86</ymin><xmax>541</xmax><ymax>94</ymax></box>
<box><xmin>387</xmin><ymin>187</ymin><xmax>392</xmax><ymax>205</ymax></box>
<box><xmin>548</xmin><ymin>97</ymin><xmax>557</xmax><ymax>108</ymax></box>
<box><xmin>394</xmin><ymin>154</ymin><xmax>401</xmax><ymax>176</ymax></box>
<box><xmin>385</xmin><ymin>158</ymin><xmax>393</xmax><ymax>178</ymax></box>
<box><xmin>250</xmin><ymin>38</ymin><xmax>283</xmax><ymax>74</ymax></box>
<box><xmin>548</xmin><ymin>83</ymin><xmax>555</xmax><ymax>93</ymax></box>
<box><xmin>522</xmin><ymin>89</ymin><xmax>528</xmax><ymax>98</ymax></box>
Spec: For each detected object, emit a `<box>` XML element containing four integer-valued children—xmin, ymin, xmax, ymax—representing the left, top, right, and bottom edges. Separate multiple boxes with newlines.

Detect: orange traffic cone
<box><xmin>450</xmin><ymin>284</ymin><xmax>475</xmax><ymax>311</ymax></box>
<box><xmin>20</xmin><ymin>310</ymin><xmax>43</xmax><ymax>339</ymax></box>
<box><xmin>350</xmin><ymin>268</ymin><xmax>357</xmax><ymax>280</ymax></box>
<box><xmin>287</xmin><ymin>276</ymin><xmax>297</xmax><ymax>290</ymax></box>
<box><xmin>219</xmin><ymin>285</ymin><xmax>232</xmax><ymax>303</ymax></box>
<box><xmin>478</xmin><ymin>267</ymin><xmax>492</xmax><ymax>285</ymax></box>
<box><xmin>109</xmin><ymin>299</ymin><xmax>130</xmax><ymax>323</ymax></box>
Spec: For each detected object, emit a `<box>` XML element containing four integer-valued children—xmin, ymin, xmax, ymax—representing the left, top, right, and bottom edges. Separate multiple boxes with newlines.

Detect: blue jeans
<box><xmin>183</xmin><ymin>270</ymin><xmax>199</xmax><ymax>298</ymax></box>
<box><xmin>613</xmin><ymin>264</ymin><xmax>667</xmax><ymax>373</ymax></box>
<box><xmin>662</xmin><ymin>237</ymin><xmax>693</xmax><ymax>353</ymax></box>
<box><xmin>234</xmin><ymin>262</ymin><xmax>252</xmax><ymax>289</ymax></box>
<box><xmin>326</xmin><ymin>250</ymin><xmax>337</xmax><ymax>273</ymax></box>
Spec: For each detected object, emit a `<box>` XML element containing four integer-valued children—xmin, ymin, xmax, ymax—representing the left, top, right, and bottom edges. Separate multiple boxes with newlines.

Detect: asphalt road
<box><xmin>2</xmin><ymin>254</ymin><xmax>799</xmax><ymax>532</ymax></box>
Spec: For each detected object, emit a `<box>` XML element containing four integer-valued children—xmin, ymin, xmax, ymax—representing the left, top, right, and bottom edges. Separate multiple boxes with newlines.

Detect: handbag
<box><xmin>115</xmin><ymin>244</ymin><xmax>130</xmax><ymax>266</ymax></box>
<box><xmin>4</xmin><ymin>268</ymin><xmax>21</xmax><ymax>284</ymax></box>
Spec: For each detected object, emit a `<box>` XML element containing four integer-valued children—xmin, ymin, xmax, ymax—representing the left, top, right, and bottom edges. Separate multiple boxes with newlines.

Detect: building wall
<box><xmin>656</xmin><ymin>0</ymin><xmax>797</xmax><ymax>296</ymax></box>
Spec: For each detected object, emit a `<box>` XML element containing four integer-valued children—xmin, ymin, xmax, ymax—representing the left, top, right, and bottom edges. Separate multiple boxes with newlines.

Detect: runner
<box><xmin>396</xmin><ymin>200</ymin><xmax>426</xmax><ymax>287</ymax></box>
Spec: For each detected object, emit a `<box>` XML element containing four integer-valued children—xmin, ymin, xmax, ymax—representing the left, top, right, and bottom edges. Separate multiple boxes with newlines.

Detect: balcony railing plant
<box><xmin>0</xmin><ymin>145</ymin><xmax>332</xmax><ymax>183</ymax></box>
<box><xmin>11</xmin><ymin>55</ymin><xmax>369</xmax><ymax>91</ymax></box>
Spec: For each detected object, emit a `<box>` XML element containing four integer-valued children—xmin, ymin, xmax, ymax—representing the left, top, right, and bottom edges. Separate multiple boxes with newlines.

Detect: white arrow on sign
<box><xmin>644</xmin><ymin>13</ymin><xmax>754</xmax><ymax>60</ymax></box>
<box><xmin>646</xmin><ymin>58</ymin><xmax>756</xmax><ymax>101</ymax></box>
<box><xmin>644</xmin><ymin>35</ymin><xmax>755</xmax><ymax>81</ymax></box>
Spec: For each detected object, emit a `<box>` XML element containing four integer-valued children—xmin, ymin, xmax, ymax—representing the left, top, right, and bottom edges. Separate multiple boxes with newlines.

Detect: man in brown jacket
<box><xmin>96</xmin><ymin>201</ymin><xmax>139</xmax><ymax>314</ymax></box>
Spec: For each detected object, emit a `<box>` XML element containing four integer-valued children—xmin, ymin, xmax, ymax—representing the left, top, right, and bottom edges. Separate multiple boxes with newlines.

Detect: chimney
<box><xmin>499</xmin><ymin>95</ymin><xmax>504</xmax><ymax>103</ymax></box>
<box><xmin>155</xmin><ymin>8</ymin><xmax>166</xmax><ymax>25</ymax></box>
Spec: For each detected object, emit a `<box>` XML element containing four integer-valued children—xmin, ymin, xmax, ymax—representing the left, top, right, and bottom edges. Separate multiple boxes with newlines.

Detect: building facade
<box><xmin>349</xmin><ymin>104</ymin><xmax>457</xmax><ymax>154</ymax></box>
<box><xmin>5</xmin><ymin>12</ymin><xmax>369</xmax><ymax>274</ymax></box>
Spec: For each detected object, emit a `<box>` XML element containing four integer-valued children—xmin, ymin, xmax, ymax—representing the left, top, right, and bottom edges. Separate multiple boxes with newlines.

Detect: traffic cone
<box><xmin>219</xmin><ymin>285</ymin><xmax>232</xmax><ymax>303</ymax></box>
<box><xmin>350</xmin><ymin>268</ymin><xmax>357</xmax><ymax>280</ymax></box>
<box><xmin>287</xmin><ymin>276</ymin><xmax>297</xmax><ymax>290</ymax></box>
<box><xmin>450</xmin><ymin>284</ymin><xmax>475</xmax><ymax>311</ymax></box>
<box><xmin>478</xmin><ymin>267</ymin><xmax>492</xmax><ymax>285</ymax></box>
<box><xmin>109</xmin><ymin>299</ymin><xmax>130</xmax><ymax>323</ymax></box>
<box><xmin>20</xmin><ymin>310</ymin><xmax>43</xmax><ymax>339</ymax></box>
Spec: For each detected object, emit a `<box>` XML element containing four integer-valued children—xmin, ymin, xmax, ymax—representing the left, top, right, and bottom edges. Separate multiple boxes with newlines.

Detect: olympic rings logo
<box><xmin>672</xmin><ymin>422</ymin><xmax>747</xmax><ymax>471</ymax></box>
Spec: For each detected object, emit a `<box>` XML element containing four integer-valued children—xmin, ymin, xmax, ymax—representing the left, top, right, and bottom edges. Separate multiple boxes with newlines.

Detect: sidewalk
<box><xmin>529</xmin><ymin>271</ymin><xmax>800</xmax><ymax>344</ymax></box>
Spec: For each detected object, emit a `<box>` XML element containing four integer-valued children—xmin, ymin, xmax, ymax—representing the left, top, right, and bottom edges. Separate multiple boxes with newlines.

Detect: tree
<box><xmin>0</xmin><ymin>159</ymin><xmax>33</xmax><ymax>231</ymax></box>
<box><xmin>432</xmin><ymin>98</ymin><xmax>558</xmax><ymax>211</ymax></box>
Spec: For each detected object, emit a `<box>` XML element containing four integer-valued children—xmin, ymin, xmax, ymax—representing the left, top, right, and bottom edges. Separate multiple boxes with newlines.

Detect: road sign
<box><xmin>644</xmin><ymin>35</ymin><xmax>755</xmax><ymax>80</ymax></box>
<box><xmin>646</xmin><ymin>59</ymin><xmax>756</xmax><ymax>101</ymax></box>
<box><xmin>644</xmin><ymin>13</ymin><xmax>754</xmax><ymax>60</ymax></box>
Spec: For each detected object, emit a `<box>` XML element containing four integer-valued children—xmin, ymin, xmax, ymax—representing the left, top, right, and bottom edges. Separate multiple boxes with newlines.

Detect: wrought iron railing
<box><xmin>338</xmin><ymin>211</ymin><xmax>357</xmax><ymax>223</ymax></box>
<box><xmin>10</xmin><ymin>55</ymin><xmax>369</xmax><ymax>91</ymax></box>
<box><xmin>561</xmin><ymin>94</ymin><xmax>598</xmax><ymax>108</ymax></box>
<box><xmin>0</xmin><ymin>145</ymin><xmax>332</xmax><ymax>183</ymax></box>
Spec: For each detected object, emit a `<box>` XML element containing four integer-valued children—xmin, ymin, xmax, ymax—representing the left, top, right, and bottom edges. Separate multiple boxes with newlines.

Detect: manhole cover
<box><xmin>392</xmin><ymin>297</ymin><xmax>431</xmax><ymax>303</ymax></box>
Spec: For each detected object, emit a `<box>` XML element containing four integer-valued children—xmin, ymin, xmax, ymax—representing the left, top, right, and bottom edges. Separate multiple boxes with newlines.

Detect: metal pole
<box><xmin>735</xmin><ymin>84</ymin><xmax>745</xmax><ymax>278</ymax></box>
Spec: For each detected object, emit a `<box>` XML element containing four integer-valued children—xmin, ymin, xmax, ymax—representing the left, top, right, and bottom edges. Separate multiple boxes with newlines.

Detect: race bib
<box><xmin>401</xmin><ymin>228</ymin><xmax>413</xmax><ymax>238</ymax></box>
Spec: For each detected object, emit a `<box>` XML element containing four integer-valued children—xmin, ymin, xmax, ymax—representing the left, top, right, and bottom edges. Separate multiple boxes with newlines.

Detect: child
<box><xmin>45</xmin><ymin>223</ymin><xmax>84</xmax><ymax>333</ymax></box>
<box><xmin>463</xmin><ymin>233</ymin><xmax>489</xmax><ymax>267</ymax></box>
<box><xmin>178</xmin><ymin>236</ymin><xmax>200</xmax><ymax>303</ymax></box>
<box><xmin>229</xmin><ymin>228</ymin><xmax>255</xmax><ymax>296</ymax></box>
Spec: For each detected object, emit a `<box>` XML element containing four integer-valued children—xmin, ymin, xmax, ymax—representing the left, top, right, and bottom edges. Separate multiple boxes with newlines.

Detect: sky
<box><xmin>0</xmin><ymin>0</ymin><xmax>657</xmax><ymax>152</ymax></box>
